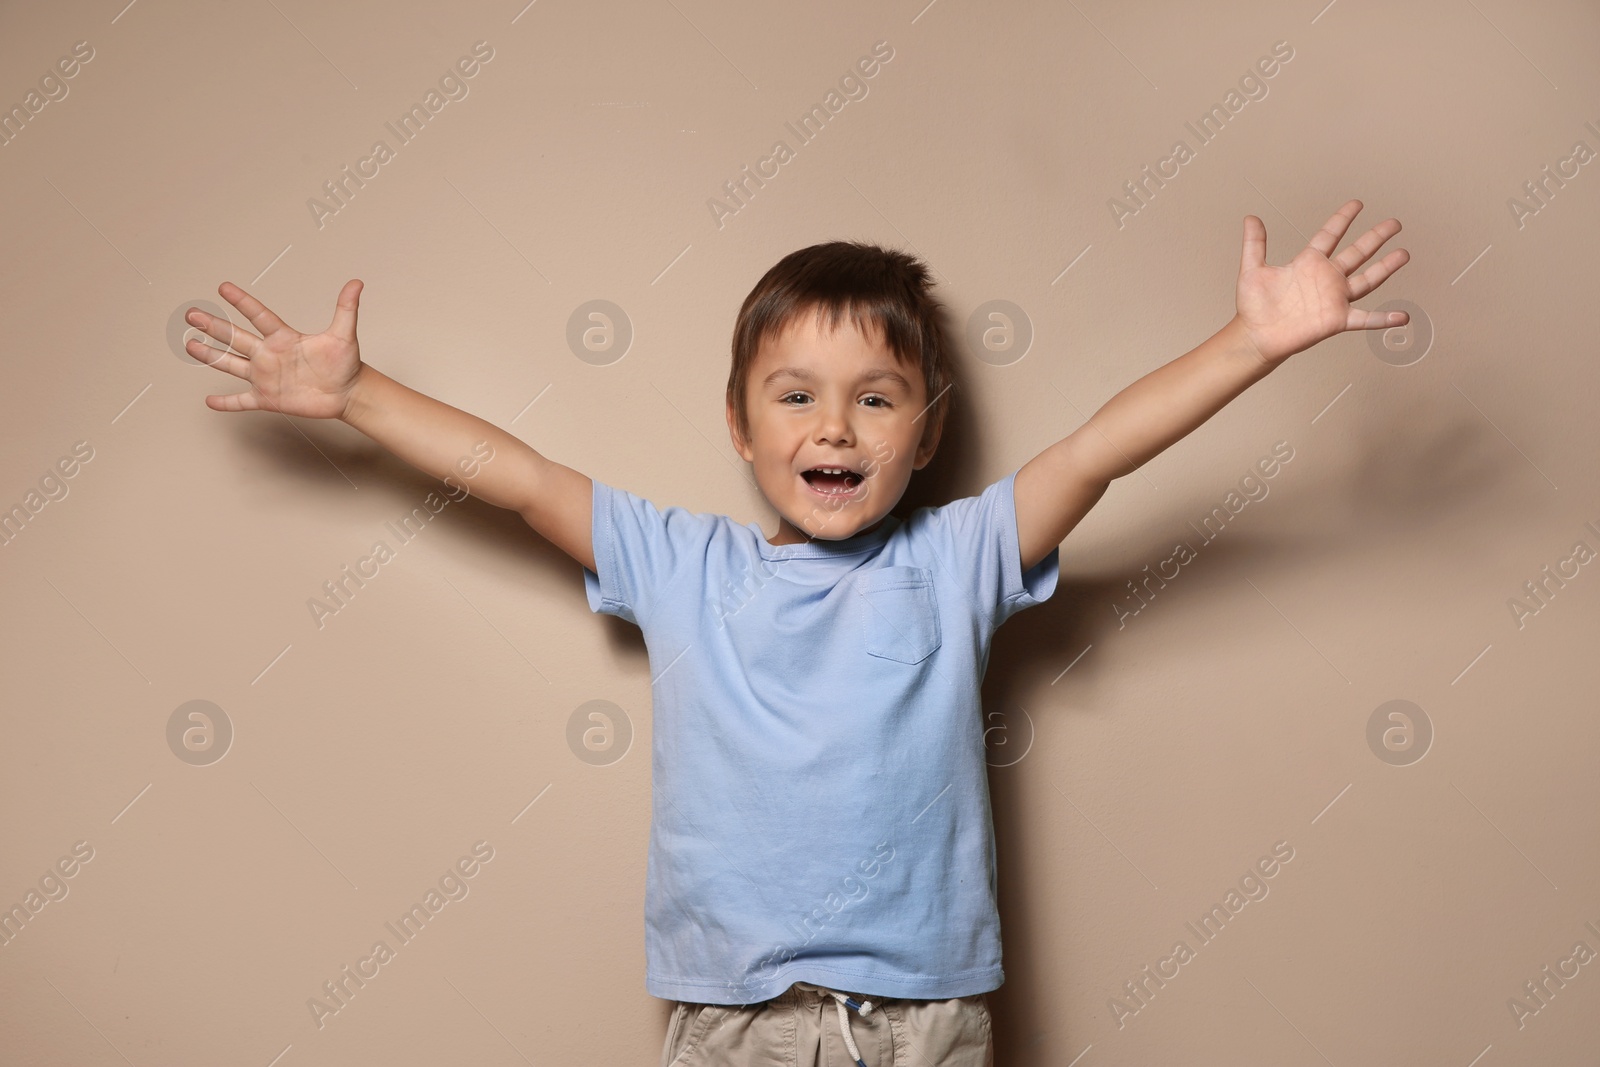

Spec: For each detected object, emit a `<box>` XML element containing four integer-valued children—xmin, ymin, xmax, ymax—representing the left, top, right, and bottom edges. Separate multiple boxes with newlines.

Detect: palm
<box><xmin>185</xmin><ymin>280</ymin><xmax>365</xmax><ymax>418</ymax></box>
<box><xmin>1234</xmin><ymin>199</ymin><xmax>1411</xmax><ymax>365</ymax></box>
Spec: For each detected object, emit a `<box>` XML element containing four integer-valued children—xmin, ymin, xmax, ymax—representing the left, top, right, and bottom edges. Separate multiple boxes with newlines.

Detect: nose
<box><xmin>812</xmin><ymin>397</ymin><xmax>854</xmax><ymax>445</ymax></box>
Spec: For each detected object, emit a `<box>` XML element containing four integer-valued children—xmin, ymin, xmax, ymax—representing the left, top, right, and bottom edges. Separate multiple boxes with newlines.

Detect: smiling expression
<box><xmin>726</xmin><ymin>308</ymin><xmax>942</xmax><ymax>546</ymax></box>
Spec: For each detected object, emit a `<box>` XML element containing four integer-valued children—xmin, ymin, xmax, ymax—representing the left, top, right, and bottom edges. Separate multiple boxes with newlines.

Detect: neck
<box><xmin>767</xmin><ymin>513</ymin><xmax>885</xmax><ymax>547</ymax></box>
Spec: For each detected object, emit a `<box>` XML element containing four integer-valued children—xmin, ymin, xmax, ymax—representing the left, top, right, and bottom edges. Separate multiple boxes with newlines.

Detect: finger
<box><xmin>185</xmin><ymin>308</ymin><xmax>262</xmax><ymax>358</ymax></box>
<box><xmin>1307</xmin><ymin>198</ymin><xmax>1363</xmax><ymax>259</ymax></box>
<box><xmin>1346</xmin><ymin>306</ymin><xmax>1409</xmax><ymax>331</ymax></box>
<box><xmin>1331</xmin><ymin>218</ymin><xmax>1401</xmax><ymax>277</ymax></box>
<box><xmin>1346</xmin><ymin>248</ymin><xmax>1410</xmax><ymax>301</ymax></box>
<box><xmin>218</xmin><ymin>280</ymin><xmax>292</xmax><ymax>339</ymax></box>
<box><xmin>204</xmin><ymin>389</ymin><xmax>264</xmax><ymax>412</ymax></box>
<box><xmin>186</xmin><ymin>336</ymin><xmax>253</xmax><ymax>378</ymax></box>
<box><xmin>328</xmin><ymin>278</ymin><xmax>362</xmax><ymax>342</ymax></box>
<box><xmin>1240</xmin><ymin>214</ymin><xmax>1267</xmax><ymax>274</ymax></box>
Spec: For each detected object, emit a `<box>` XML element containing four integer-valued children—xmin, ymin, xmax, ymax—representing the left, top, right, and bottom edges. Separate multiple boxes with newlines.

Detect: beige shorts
<box><xmin>659</xmin><ymin>979</ymin><xmax>994</xmax><ymax>1067</ymax></box>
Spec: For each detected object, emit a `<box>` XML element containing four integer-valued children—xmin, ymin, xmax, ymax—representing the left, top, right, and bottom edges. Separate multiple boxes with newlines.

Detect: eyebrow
<box><xmin>761</xmin><ymin>366</ymin><xmax>914</xmax><ymax>391</ymax></box>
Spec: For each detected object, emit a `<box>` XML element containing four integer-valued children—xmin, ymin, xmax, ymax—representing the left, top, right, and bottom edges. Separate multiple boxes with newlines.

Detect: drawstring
<box><xmin>823</xmin><ymin>988</ymin><xmax>876</xmax><ymax>1067</ymax></box>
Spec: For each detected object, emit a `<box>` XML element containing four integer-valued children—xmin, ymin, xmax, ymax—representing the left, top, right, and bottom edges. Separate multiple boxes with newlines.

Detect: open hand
<box><xmin>184</xmin><ymin>279</ymin><xmax>365</xmax><ymax>419</ymax></box>
<box><xmin>1234</xmin><ymin>199</ymin><xmax>1411</xmax><ymax>366</ymax></box>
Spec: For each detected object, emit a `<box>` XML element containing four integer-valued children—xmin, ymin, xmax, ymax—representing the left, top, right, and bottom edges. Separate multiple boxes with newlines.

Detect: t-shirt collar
<box><xmin>749</xmin><ymin>513</ymin><xmax>900</xmax><ymax>561</ymax></box>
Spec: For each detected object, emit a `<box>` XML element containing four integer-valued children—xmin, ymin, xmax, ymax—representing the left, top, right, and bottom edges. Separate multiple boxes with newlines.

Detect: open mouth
<box><xmin>800</xmin><ymin>466</ymin><xmax>865</xmax><ymax>496</ymax></box>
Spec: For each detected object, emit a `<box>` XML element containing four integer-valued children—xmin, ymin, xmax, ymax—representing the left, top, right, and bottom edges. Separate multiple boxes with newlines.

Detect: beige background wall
<box><xmin>3</xmin><ymin>1</ymin><xmax>1597</xmax><ymax>1064</ymax></box>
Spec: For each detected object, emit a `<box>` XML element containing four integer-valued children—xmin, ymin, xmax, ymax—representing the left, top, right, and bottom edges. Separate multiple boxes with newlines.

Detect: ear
<box><xmin>912</xmin><ymin>409</ymin><xmax>943</xmax><ymax>470</ymax></box>
<box><xmin>725</xmin><ymin>397</ymin><xmax>753</xmax><ymax>462</ymax></box>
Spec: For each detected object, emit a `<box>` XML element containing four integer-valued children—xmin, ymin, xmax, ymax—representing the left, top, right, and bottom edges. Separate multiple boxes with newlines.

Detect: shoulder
<box><xmin>592</xmin><ymin>477</ymin><xmax>748</xmax><ymax>546</ymax></box>
<box><xmin>894</xmin><ymin>469</ymin><xmax>1017</xmax><ymax>543</ymax></box>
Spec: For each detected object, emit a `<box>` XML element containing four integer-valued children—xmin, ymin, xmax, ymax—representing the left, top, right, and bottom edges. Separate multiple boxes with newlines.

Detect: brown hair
<box><xmin>726</xmin><ymin>240</ymin><xmax>952</xmax><ymax>456</ymax></box>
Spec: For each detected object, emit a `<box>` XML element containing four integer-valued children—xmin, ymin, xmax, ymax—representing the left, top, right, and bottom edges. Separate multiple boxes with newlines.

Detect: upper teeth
<box><xmin>814</xmin><ymin>467</ymin><xmax>850</xmax><ymax>474</ymax></box>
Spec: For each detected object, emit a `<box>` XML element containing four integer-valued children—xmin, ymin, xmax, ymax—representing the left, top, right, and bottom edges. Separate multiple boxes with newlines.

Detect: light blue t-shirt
<box><xmin>582</xmin><ymin>467</ymin><xmax>1060</xmax><ymax>1004</ymax></box>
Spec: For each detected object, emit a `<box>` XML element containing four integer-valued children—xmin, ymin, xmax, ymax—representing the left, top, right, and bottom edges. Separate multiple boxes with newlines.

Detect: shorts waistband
<box><xmin>785</xmin><ymin>982</ymin><xmax>879</xmax><ymax>1065</ymax></box>
<box><xmin>789</xmin><ymin>980</ymin><xmax>868</xmax><ymax>1000</ymax></box>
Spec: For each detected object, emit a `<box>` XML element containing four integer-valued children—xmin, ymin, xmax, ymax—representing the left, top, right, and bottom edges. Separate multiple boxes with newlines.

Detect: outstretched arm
<box><xmin>1014</xmin><ymin>199</ymin><xmax>1411</xmax><ymax>572</ymax></box>
<box><xmin>185</xmin><ymin>280</ymin><xmax>596</xmax><ymax>572</ymax></box>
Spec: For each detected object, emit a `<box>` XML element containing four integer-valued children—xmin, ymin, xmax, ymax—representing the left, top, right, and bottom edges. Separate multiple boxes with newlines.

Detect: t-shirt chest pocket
<box><xmin>853</xmin><ymin>565</ymin><xmax>942</xmax><ymax>664</ymax></box>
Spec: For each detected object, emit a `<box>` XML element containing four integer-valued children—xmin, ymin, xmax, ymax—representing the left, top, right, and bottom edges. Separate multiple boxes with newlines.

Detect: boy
<box><xmin>185</xmin><ymin>199</ymin><xmax>1408</xmax><ymax>1066</ymax></box>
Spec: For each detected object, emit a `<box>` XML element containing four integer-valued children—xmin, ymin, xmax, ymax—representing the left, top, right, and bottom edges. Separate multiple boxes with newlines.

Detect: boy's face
<box><xmin>726</xmin><ymin>310</ymin><xmax>940</xmax><ymax>546</ymax></box>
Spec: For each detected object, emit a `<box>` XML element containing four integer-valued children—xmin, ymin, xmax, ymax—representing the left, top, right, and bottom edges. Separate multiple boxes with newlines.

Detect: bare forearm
<box><xmin>339</xmin><ymin>364</ymin><xmax>547</xmax><ymax>512</ymax></box>
<box><xmin>1066</xmin><ymin>314</ymin><xmax>1274</xmax><ymax>484</ymax></box>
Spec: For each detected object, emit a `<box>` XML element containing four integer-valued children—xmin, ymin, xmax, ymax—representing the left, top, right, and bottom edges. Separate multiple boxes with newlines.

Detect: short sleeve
<box><xmin>918</xmin><ymin>467</ymin><xmax>1060</xmax><ymax>631</ymax></box>
<box><xmin>582</xmin><ymin>478</ymin><xmax>719</xmax><ymax>627</ymax></box>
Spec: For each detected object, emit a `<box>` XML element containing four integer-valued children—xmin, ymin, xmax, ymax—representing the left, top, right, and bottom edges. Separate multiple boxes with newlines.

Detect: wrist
<box><xmin>340</xmin><ymin>363</ymin><xmax>378</xmax><ymax>424</ymax></box>
<box><xmin>1223</xmin><ymin>314</ymin><xmax>1274</xmax><ymax>372</ymax></box>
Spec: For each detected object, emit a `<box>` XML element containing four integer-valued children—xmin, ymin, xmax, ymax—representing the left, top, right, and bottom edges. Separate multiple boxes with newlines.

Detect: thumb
<box><xmin>329</xmin><ymin>279</ymin><xmax>362</xmax><ymax>341</ymax></box>
<box><xmin>1239</xmin><ymin>214</ymin><xmax>1266</xmax><ymax>276</ymax></box>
